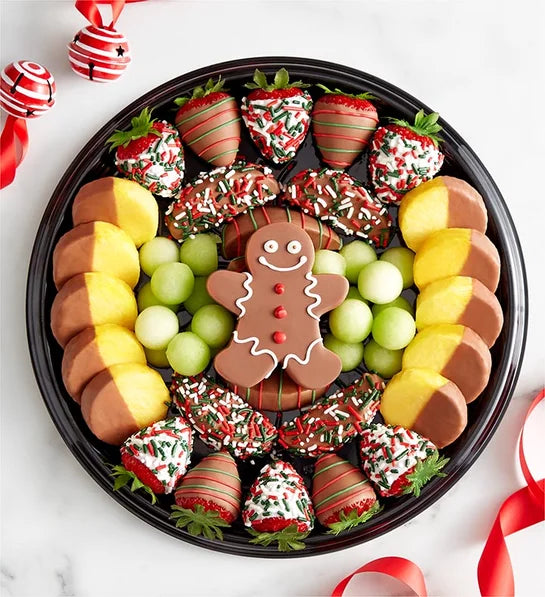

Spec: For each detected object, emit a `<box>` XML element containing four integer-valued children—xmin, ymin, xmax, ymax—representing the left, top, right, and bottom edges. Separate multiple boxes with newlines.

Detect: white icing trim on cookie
<box><xmin>282</xmin><ymin>337</ymin><xmax>323</xmax><ymax>369</ymax></box>
<box><xmin>234</xmin><ymin>272</ymin><xmax>253</xmax><ymax>318</ymax></box>
<box><xmin>258</xmin><ymin>255</ymin><xmax>307</xmax><ymax>272</ymax></box>
<box><xmin>232</xmin><ymin>331</ymin><xmax>278</xmax><ymax>377</ymax></box>
<box><xmin>303</xmin><ymin>272</ymin><xmax>321</xmax><ymax>321</ymax></box>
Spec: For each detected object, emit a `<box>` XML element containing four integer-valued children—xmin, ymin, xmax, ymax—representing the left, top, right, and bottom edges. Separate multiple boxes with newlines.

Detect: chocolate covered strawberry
<box><xmin>241</xmin><ymin>68</ymin><xmax>312</xmax><ymax>164</ymax></box>
<box><xmin>312</xmin><ymin>454</ymin><xmax>382</xmax><ymax>534</ymax></box>
<box><xmin>369</xmin><ymin>110</ymin><xmax>444</xmax><ymax>204</ymax></box>
<box><xmin>312</xmin><ymin>85</ymin><xmax>378</xmax><ymax>169</ymax></box>
<box><xmin>360</xmin><ymin>423</ymin><xmax>449</xmax><ymax>498</ymax></box>
<box><xmin>243</xmin><ymin>461</ymin><xmax>314</xmax><ymax>551</ymax></box>
<box><xmin>171</xmin><ymin>452</ymin><xmax>241</xmax><ymax>539</ymax></box>
<box><xmin>174</xmin><ymin>77</ymin><xmax>241</xmax><ymax>167</ymax></box>
<box><xmin>107</xmin><ymin>107</ymin><xmax>185</xmax><ymax>198</ymax></box>
<box><xmin>111</xmin><ymin>417</ymin><xmax>193</xmax><ymax>502</ymax></box>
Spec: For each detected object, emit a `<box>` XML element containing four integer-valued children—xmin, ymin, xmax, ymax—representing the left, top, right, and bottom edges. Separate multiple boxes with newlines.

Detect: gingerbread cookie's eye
<box><xmin>287</xmin><ymin>240</ymin><xmax>302</xmax><ymax>255</ymax></box>
<box><xmin>264</xmin><ymin>240</ymin><xmax>278</xmax><ymax>253</ymax></box>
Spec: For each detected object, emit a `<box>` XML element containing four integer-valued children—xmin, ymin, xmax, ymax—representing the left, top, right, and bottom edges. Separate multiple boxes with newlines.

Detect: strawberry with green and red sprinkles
<box><xmin>283</xmin><ymin>168</ymin><xmax>393</xmax><ymax>248</ymax></box>
<box><xmin>241</xmin><ymin>68</ymin><xmax>312</xmax><ymax>164</ymax></box>
<box><xmin>170</xmin><ymin>373</ymin><xmax>277</xmax><ymax>459</ymax></box>
<box><xmin>243</xmin><ymin>460</ymin><xmax>314</xmax><ymax>551</ymax></box>
<box><xmin>107</xmin><ymin>107</ymin><xmax>185</xmax><ymax>198</ymax></box>
<box><xmin>171</xmin><ymin>451</ymin><xmax>241</xmax><ymax>540</ymax></box>
<box><xmin>277</xmin><ymin>373</ymin><xmax>384</xmax><ymax>457</ymax></box>
<box><xmin>111</xmin><ymin>417</ymin><xmax>193</xmax><ymax>502</ymax></box>
<box><xmin>360</xmin><ymin>423</ymin><xmax>449</xmax><ymax>498</ymax></box>
<box><xmin>369</xmin><ymin>110</ymin><xmax>444</xmax><ymax>205</ymax></box>
<box><xmin>165</xmin><ymin>160</ymin><xmax>280</xmax><ymax>241</ymax></box>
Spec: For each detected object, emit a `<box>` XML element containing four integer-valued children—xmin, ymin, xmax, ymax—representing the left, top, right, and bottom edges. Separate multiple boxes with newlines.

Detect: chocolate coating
<box><xmin>412</xmin><ymin>380</ymin><xmax>467</xmax><ymax>448</ymax></box>
<box><xmin>80</xmin><ymin>368</ymin><xmax>140</xmax><ymax>445</ymax></box>
<box><xmin>72</xmin><ymin>177</ymin><xmax>117</xmax><ymax>226</ymax></box>
<box><xmin>460</xmin><ymin>278</ymin><xmax>504</xmax><ymax>348</ymax></box>
<box><xmin>445</xmin><ymin>176</ymin><xmax>488</xmax><ymax>233</ymax></box>
<box><xmin>228</xmin><ymin>369</ymin><xmax>327</xmax><ymax>412</ymax></box>
<box><xmin>222</xmin><ymin>206</ymin><xmax>341</xmax><ymax>259</ymax></box>
<box><xmin>460</xmin><ymin>230</ymin><xmax>500</xmax><ymax>292</ymax></box>
<box><xmin>50</xmin><ymin>274</ymin><xmax>92</xmax><ymax>347</ymax></box>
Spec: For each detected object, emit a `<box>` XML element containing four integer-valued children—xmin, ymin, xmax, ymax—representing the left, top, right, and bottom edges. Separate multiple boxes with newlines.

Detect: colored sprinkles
<box><xmin>170</xmin><ymin>374</ymin><xmax>277</xmax><ymax>459</ymax></box>
<box><xmin>284</xmin><ymin>168</ymin><xmax>393</xmax><ymax>247</ymax></box>
<box><xmin>278</xmin><ymin>374</ymin><xmax>384</xmax><ymax>456</ymax></box>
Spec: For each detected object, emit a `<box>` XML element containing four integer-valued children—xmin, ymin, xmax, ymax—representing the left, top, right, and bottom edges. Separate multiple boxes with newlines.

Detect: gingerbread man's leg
<box><xmin>284</xmin><ymin>342</ymin><xmax>342</xmax><ymax>390</ymax></box>
<box><xmin>214</xmin><ymin>340</ymin><xmax>277</xmax><ymax>389</ymax></box>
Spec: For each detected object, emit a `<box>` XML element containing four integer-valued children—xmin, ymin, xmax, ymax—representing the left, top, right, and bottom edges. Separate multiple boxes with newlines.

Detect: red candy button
<box><xmin>274</xmin><ymin>306</ymin><xmax>287</xmax><ymax>319</ymax></box>
<box><xmin>274</xmin><ymin>283</ymin><xmax>285</xmax><ymax>295</ymax></box>
<box><xmin>273</xmin><ymin>331</ymin><xmax>287</xmax><ymax>344</ymax></box>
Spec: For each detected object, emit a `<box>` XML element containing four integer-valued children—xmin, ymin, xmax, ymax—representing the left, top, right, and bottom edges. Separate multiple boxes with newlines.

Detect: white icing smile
<box><xmin>258</xmin><ymin>255</ymin><xmax>307</xmax><ymax>272</ymax></box>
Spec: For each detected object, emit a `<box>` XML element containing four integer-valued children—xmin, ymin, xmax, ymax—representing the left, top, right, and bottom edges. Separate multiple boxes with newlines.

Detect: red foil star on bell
<box><xmin>68</xmin><ymin>0</ymin><xmax>131</xmax><ymax>82</ymax></box>
<box><xmin>0</xmin><ymin>60</ymin><xmax>56</xmax><ymax>188</ymax></box>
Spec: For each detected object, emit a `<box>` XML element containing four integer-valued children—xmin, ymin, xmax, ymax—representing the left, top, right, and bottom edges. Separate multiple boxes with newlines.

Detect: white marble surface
<box><xmin>1</xmin><ymin>1</ymin><xmax>544</xmax><ymax>596</ymax></box>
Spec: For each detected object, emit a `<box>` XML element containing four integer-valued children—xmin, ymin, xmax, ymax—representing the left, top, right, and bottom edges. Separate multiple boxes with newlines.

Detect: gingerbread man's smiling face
<box><xmin>245</xmin><ymin>223</ymin><xmax>315</xmax><ymax>276</ymax></box>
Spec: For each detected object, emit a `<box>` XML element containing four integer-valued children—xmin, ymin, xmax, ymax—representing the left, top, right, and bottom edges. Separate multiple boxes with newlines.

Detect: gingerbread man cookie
<box><xmin>207</xmin><ymin>222</ymin><xmax>348</xmax><ymax>389</ymax></box>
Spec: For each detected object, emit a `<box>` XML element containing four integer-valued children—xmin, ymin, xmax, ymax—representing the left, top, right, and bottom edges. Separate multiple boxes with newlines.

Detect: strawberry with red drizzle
<box><xmin>278</xmin><ymin>373</ymin><xmax>384</xmax><ymax>457</ymax></box>
<box><xmin>312</xmin><ymin>85</ymin><xmax>378</xmax><ymax>169</ymax></box>
<box><xmin>243</xmin><ymin>460</ymin><xmax>314</xmax><ymax>551</ymax></box>
<box><xmin>369</xmin><ymin>110</ymin><xmax>444</xmax><ymax>204</ymax></box>
<box><xmin>171</xmin><ymin>452</ymin><xmax>241</xmax><ymax>540</ymax></box>
<box><xmin>107</xmin><ymin>107</ymin><xmax>185</xmax><ymax>198</ymax></box>
<box><xmin>111</xmin><ymin>417</ymin><xmax>193</xmax><ymax>503</ymax></box>
<box><xmin>174</xmin><ymin>77</ymin><xmax>241</xmax><ymax>167</ymax></box>
<box><xmin>170</xmin><ymin>373</ymin><xmax>277</xmax><ymax>459</ymax></box>
<box><xmin>360</xmin><ymin>423</ymin><xmax>449</xmax><ymax>497</ymax></box>
<box><xmin>241</xmin><ymin>68</ymin><xmax>312</xmax><ymax>164</ymax></box>
<box><xmin>284</xmin><ymin>168</ymin><xmax>393</xmax><ymax>248</ymax></box>
<box><xmin>312</xmin><ymin>453</ymin><xmax>382</xmax><ymax>534</ymax></box>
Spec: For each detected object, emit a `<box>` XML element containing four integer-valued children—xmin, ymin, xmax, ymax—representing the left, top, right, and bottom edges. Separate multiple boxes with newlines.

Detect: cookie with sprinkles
<box><xmin>277</xmin><ymin>373</ymin><xmax>384</xmax><ymax>457</ymax></box>
<box><xmin>243</xmin><ymin>460</ymin><xmax>314</xmax><ymax>551</ymax></box>
<box><xmin>174</xmin><ymin>77</ymin><xmax>241</xmax><ymax>167</ymax></box>
<box><xmin>170</xmin><ymin>373</ymin><xmax>277</xmax><ymax>459</ymax></box>
<box><xmin>165</xmin><ymin>161</ymin><xmax>281</xmax><ymax>241</ymax></box>
<box><xmin>312</xmin><ymin>453</ymin><xmax>381</xmax><ymax>534</ymax></box>
<box><xmin>360</xmin><ymin>423</ymin><xmax>449</xmax><ymax>498</ymax></box>
<box><xmin>312</xmin><ymin>84</ymin><xmax>378</xmax><ymax>169</ymax></box>
<box><xmin>171</xmin><ymin>452</ymin><xmax>241</xmax><ymax>540</ymax></box>
<box><xmin>241</xmin><ymin>68</ymin><xmax>312</xmax><ymax>164</ymax></box>
<box><xmin>107</xmin><ymin>108</ymin><xmax>185</xmax><ymax>198</ymax></box>
<box><xmin>111</xmin><ymin>417</ymin><xmax>193</xmax><ymax>503</ymax></box>
<box><xmin>284</xmin><ymin>168</ymin><xmax>393</xmax><ymax>248</ymax></box>
<box><xmin>369</xmin><ymin>110</ymin><xmax>444</xmax><ymax>205</ymax></box>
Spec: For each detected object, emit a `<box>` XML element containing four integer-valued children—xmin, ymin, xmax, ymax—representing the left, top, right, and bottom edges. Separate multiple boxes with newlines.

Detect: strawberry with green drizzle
<box><xmin>241</xmin><ymin>68</ymin><xmax>312</xmax><ymax>164</ymax></box>
<box><xmin>174</xmin><ymin>77</ymin><xmax>241</xmax><ymax>167</ymax></box>
<box><xmin>312</xmin><ymin>85</ymin><xmax>378</xmax><ymax>169</ymax></box>
<box><xmin>243</xmin><ymin>460</ymin><xmax>314</xmax><ymax>551</ymax></box>
<box><xmin>360</xmin><ymin>423</ymin><xmax>449</xmax><ymax>497</ymax></box>
<box><xmin>107</xmin><ymin>107</ymin><xmax>185</xmax><ymax>198</ymax></box>
<box><xmin>111</xmin><ymin>417</ymin><xmax>193</xmax><ymax>503</ymax></box>
<box><xmin>369</xmin><ymin>110</ymin><xmax>444</xmax><ymax>204</ymax></box>
<box><xmin>171</xmin><ymin>452</ymin><xmax>241</xmax><ymax>540</ymax></box>
<box><xmin>170</xmin><ymin>373</ymin><xmax>277</xmax><ymax>459</ymax></box>
<box><xmin>312</xmin><ymin>453</ymin><xmax>381</xmax><ymax>534</ymax></box>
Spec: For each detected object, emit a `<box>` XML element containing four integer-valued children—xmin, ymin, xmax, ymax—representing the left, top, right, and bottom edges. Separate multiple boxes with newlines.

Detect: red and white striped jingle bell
<box><xmin>0</xmin><ymin>61</ymin><xmax>56</xmax><ymax>119</ymax></box>
<box><xmin>68</xmin><ymin>25</ymin><xmax>131</xmax><ymax>83</ymax></box>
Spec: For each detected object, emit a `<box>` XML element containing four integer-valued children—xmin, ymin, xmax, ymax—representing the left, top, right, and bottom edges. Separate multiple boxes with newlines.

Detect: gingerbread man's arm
<box><xmin>206</xmin><ymin>270</ymin><xmax>251</xmax><ymax>316</ymax></box>
<box><xmin>312</xmin><ymin>273</ymin><xmax>349</xmax><ymax>316</ymax></box>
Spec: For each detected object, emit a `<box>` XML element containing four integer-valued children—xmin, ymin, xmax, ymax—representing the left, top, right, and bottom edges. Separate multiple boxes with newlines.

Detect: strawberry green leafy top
<box><xmin>389</xmin><ymin>109</ymin><xmax>443</xmax><ymax>146</ymax></box>
<box><xmin>173</xmin><ymin>76</ymin><xmax>228</xmax><ymax>107</ymax></box>
<box><xmin>107</xmin><ymin>107</ymin><xmax>161</xmax><ymax>149</ymax></box>
<box><xmin>245</xmin><ymin>68</ymin><xmax>310</xmax><ymax>91</ymax></box>
<box><xmin>316</xmin><ymin>83</ymin><xmax>376</xmax><ymax>101</ymax></box>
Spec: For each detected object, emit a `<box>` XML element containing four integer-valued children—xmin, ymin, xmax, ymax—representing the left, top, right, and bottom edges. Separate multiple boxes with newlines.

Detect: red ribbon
<box><xmin>75</xmin><ymin>1</ymin><xmax>145</xmax><ymax>29</ymax></box>
<box><xmin>332</xmin><ymin>390</ymin><xmax>545</xmax><ymax>597</ymax></box>
<box><xmin>0</xmin><ymin>115</ymin><xmax>29</xmax><ymax>189</ymax></box>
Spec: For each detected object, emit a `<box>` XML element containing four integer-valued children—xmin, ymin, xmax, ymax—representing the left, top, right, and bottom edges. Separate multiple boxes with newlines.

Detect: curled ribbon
<box><xmin>332</xmin><ymin>390</ymin><xmax>544</xmax><ymax>597</ymax></box>
<box><xmin>75</xmin><ymin>0</ymin><xmax>146</xmax><ymax>29</ymax></box>
<box><xmin>0</xmin><ymin>115</ymin><xmax>29</xmax><ymax>189</ymax></box>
